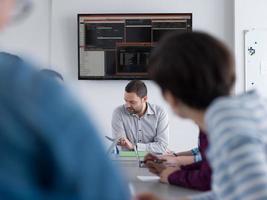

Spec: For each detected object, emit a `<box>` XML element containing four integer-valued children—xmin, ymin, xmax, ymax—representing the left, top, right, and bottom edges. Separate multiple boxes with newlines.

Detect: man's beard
<box><xmin>127</xmin><ymin>107</ymin><xmax>139</xmax><ymax>114</ymax></box>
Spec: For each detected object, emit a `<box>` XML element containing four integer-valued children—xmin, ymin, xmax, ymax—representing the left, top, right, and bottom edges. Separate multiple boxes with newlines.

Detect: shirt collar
<box><xmin>124</xmin><ymin>102</ymin><xmax>155</xmax><ymax>117</ymax></box>
<box><xmin>146</xmin><ymin>103</ymin><xmax>155</xmax><ymax>115</ymax></box>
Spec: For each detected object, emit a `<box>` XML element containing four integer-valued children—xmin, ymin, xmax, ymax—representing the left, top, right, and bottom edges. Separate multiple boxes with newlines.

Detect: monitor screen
<box><xmin>78</xmin><ymin>13</ymin><xmax>192</xmax><ymax>80</ymax></box>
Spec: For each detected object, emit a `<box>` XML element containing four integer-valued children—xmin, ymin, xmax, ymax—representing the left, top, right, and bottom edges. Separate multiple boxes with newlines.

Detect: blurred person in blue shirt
<box><xmin>0</xmin><ymin>1</ymin><xmax>129</xmax><ymax>199</ymax></box>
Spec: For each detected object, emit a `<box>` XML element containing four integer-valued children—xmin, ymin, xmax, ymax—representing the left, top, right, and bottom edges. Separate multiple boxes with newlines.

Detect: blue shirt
<box><xmin>192</xmin><ymin>90</ymin><xmax>267</xmax><ymax>200</ymax></box>
<box><xmin>0</xmin><ymin>52</ymin><xmax>129</xmax><ymax>200</ymax></box>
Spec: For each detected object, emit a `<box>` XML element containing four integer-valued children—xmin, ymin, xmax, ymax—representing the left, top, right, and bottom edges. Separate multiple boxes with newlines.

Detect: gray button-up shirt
<box><xmin>111</xmin><ymin>102</ymin><xmax>169</xmax><ymax>153</ymax></box>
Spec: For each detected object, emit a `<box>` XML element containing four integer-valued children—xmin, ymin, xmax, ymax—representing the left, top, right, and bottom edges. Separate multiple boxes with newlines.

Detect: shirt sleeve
<box><xmin>212</xmin><ymin>134</ymin><xmax>267</xmax><ymax>200</ymax></box>
<box><xmin>36</xmin><ymin>70</ymin><xmax>130</xmax><ymax>200</ymax></box>
<box><xmin>0</xmin><ymin>56</ymin><xmax>130</xmax><ymax>200</ymax></box>
<box><xmin>39</xmin><ymin>74</ymin><xmax>130</xmax><ymax>200</ymax></box>
<box><xmin>168</xmin><ymin>158</ymin><xmax>211</xmax><ymax>191</ymax></box>
<box><xmin>137</xmin><ymin>108</ymin><xmax>169</xmax><ymax>153</ymax></box>
<box><xmin>204</xmin><ymin>98</ymin><xmax>267</xmax><ymax>200</ymax></box>
<box><xmin>111</xmin><ymin>107</ymin><xmax>125</xmax><ymax>139</ymax></box>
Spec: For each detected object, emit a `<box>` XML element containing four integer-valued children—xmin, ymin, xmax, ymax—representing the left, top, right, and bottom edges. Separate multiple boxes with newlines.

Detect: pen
<box><xmin>144</xmin><ymin>159</ymin><xmax>166</xmax><ymax>164</ymax></box>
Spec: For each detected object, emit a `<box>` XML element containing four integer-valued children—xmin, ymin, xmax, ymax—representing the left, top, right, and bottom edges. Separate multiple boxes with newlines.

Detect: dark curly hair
<box><xmin>148</xmin><ymin>31</ymin><xmax>235</xmax><ymax>109</ymax></box>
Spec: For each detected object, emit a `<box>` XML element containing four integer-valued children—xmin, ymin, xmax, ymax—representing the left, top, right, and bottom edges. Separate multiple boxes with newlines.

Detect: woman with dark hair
<box><xmin>139</xmin><ymin>31</ymin><xmax>267</xmax><ymax>200</ymax></box>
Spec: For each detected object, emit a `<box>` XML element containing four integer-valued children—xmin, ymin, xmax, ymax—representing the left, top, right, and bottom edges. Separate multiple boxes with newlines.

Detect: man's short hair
<box><xmin>125</xmin><ymin>80</ymin><xmax>147</xmax><ymax>98</ymax></box>
<box><xmin>148</xmin><ymin>31</ymin><xmax>235</xmax><ymax>109</ymax></box>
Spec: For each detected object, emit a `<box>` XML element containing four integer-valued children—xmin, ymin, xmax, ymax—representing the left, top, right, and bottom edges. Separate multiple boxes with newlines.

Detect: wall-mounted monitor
<box><xmin>78</xmin><ymin>13</ymin><xmax>192</xmax><ymax>80</ymax></box>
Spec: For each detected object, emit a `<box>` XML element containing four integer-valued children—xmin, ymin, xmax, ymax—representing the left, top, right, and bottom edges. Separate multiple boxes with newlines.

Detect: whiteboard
<box><xmin>245</xmin><ymin>29</ymin><xmax>267</xmax><ymax>97</ymax></box>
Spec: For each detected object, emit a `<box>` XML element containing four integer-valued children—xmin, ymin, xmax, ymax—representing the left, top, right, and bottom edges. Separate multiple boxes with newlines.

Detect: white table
<box><xmin>113</xmin><ymin>157</ymin><xmax>203</xmax><ymax>199</ymax></box>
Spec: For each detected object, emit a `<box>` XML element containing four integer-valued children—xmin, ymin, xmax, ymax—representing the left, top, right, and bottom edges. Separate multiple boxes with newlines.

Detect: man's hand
<box><xmin>146</xmin><ymin>161</ymin><xmax>167</xmax><ymax>176</ymax></box>
<box><xmin>144</xmin><ymin>153</ymin><xmax>167</xmax><ymax>176</ymax></box>
<box><xmin>158</xmin><ymin>155</ymin><xmax>181</xmax><ymax>167</ymax></box>
<box><xmin>144</xmin><ymin>153</ymin><xmax>159</xmax><ymax>163</ymax></box>
<box><xmin>117</xmin><ymin>137</ymin><xmax>134</xmax><ymax>150</ymax></box>
<box><xmin>159</xmin><ymin>166</ymin><xmax>180</xmax><ymax>183</ymax></box>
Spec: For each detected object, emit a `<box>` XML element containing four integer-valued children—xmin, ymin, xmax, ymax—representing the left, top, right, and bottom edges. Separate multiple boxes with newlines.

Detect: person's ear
<box><xmin>164</xmin><ymin>90</ymin><xmax>178</xmax><ymax>107</ymax></box>
<box><xmin>142</xmin><ymin>96</ymin><xmax>148</xmax><ymax>103</ymax></box>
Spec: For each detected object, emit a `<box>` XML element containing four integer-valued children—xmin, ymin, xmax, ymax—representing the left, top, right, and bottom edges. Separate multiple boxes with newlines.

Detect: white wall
<box><xmin>0</xmin><ymin>0</ymin><xmax>234</xmax><ymax>152</ymax></box>
<box><xmin>234</xmin><ymin>0</ymin><xmax>267</xmax><ymax>94</ymax></box>
<box><xmin>0</xmin><ymin>0</ymin><xmax>51</xmax><ymax>67</ymax></box>
<box><xmin>50</xmin><ymin>0</ymin><xmax>234</xmax><ymax>151</ymax></box>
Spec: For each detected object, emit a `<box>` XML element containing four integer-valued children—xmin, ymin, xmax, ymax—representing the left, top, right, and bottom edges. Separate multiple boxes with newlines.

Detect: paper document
<box><xmin>137</xmin><ymin>176</ymin><xmax>160</xmax><ymax>182</ymax></box>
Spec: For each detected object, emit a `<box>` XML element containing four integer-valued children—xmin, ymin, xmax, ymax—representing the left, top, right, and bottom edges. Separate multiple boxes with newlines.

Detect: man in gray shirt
<box><xmin>112</xmin><ymin>80</ymin><xmax>169</xmax><ymax>153</ymax></box>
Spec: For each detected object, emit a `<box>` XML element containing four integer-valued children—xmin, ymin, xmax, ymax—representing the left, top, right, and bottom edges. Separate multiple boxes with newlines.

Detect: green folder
<box><xmin>119</xmin><ymin>151</ymin><xmax>147</xmax><ymax>157</ymax></box>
